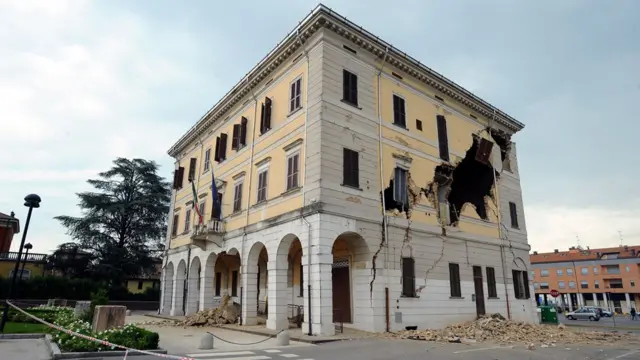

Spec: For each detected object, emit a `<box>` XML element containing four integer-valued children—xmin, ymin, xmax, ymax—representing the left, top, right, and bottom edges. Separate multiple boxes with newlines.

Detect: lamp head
<box><xmin>24</xmin><ymin>194</ymin><xmax>41</xmax><ymax>208</ymax></box>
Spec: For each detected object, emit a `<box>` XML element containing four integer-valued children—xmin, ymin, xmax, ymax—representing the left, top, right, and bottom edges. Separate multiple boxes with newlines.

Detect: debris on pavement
<box><xmin>389</xmin><ymin>313</ymin><xmax>635</xmax><ymax>346</ymax></box>
<box><xmin>180</xmin><ymin>295</ymin><xmax>240</xmax><ymax>326</ymax></box>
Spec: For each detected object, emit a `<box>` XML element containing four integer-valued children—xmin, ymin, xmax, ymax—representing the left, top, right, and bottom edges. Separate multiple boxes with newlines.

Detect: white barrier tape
<box><xmin>7</xmin><ymin>301</ymin><xmax>195</xmax><ymax>360</ymax></box>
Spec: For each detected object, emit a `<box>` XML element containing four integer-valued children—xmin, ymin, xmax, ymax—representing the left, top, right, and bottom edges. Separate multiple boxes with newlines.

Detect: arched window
<box><xmin>9</xmin><ymin>269</ymin><xmax>31</xmax><ymax>280</ymax></box>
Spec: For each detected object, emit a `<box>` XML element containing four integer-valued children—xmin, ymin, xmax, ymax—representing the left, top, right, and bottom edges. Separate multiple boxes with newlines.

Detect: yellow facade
<box><xmin>0</xmin><ymin>260</ymin><xmax>45</xmax><ymax>279</ymax></box>
<box><xmin>170</xmin><ymin>61</ymin><xmax>308</xmax><ymax>249</ymax></box>
<box><xmin>126</xmin><ymin>279</ymin><xmax>158</xmax><ymax>294</ymax></box>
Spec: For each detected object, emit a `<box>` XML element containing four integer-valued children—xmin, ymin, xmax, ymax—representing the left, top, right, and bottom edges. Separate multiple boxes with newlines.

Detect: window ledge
<box><xmin>251</xmin><ymin>200</ymin><xmax>268</xmax><ymax>209</ymax></box>
<box><xmin>228</xmin><ymin>210</ymin><xmax>244</xmax><ymax>219</ymax></box>
<box><xmin>392</xmin><ymin>123</ymin><xmax>408</xmax><ymax>131</ymax></box>
<box><xmin>340</xmin><ymin>184</ymin><xmax>362</xmax><ymax>191</ymax></box>
<box><xmin>259</xmin><ymin>128</ymin><xmax>271</xmax><ymax>137</ymax></box>
<box><xmin>487</xmin><ymin>297</ymin><xmax>500</xmax><ymax>300</ymax></box>
<box><xmin>340</xmin><ymin>99</ymin><xmax>361</xmax><ymax>110</ymax></box>
<box><xmin>449</xmin><ymin>296</ymin><xmax>465</xmax><ymax>300</ymax></box>
<box><xmin>400</xmin><ymin>295</ymin><xmax>420</xmax><ymax>299</ymax></box>
<box><xmin>287</xmin><ymin>106</ymin><xmax>303</xmax><ymax>118</ymax></box>
<box><xmin>281</xmin><ymin>186</ymin><xmax>302</xmax><ymax>197</ymax></box>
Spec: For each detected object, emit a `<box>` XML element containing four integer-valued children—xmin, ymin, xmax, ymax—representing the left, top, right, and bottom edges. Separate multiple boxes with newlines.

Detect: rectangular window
<box><xmin>392</xmin><ymin>95</ymin><xmax>406</xmax><ymax>127</ymax></box>
<box><xmin>188</xmin><ymin>158</ymin><xmax>197</xmax><ymax>182</ymax></box>
<box><xmin>171</xmin><ymin>214</ymin><xmax>179</xmax><ymax>236</ymax></box>
<box><xmin>260</xmin><ymin>97</ymin><xmax>272</xmax><ymax>134</ymax></box>
<box><xmin>393</xmin><ymin>167</ymin><xmax>409</xmax><ymax>209</ymax></box>
<box><xmin>233</xmin><ymin>182</ymin><xmax>243</xmax><ymax>212</ymax></box>
<box><xmin>184</xmin><ymin>209</ymin><xmax>191</xmax><ymax>233</ymax></box>
<box><xmin>631</xmin><ymin>280</ymin><xmax>636</xmax><ymax>287</ymax></box>
<box><xmin>231</xmin><ymin>270</ymin><xmax>238</xmax><ymax>297</ymax></box>
<box><xmin>231</xmin><ymin>117</ymin><xmax>249</xmax><ymax>150</ymax></box>
<box><xmin>342</xmin><ymin>148</ymin><xmax>359</xmax><ymax>188</ymax></box>
<box><xmin>593</xmin><ymin>267</ymin><xmax>598</xmax><ymax>274</ymax></box>
<box><xmin>289</xmin><ymin>78</ymin><xmax>302</xmax><ymax>113</ymax></box>
<box><xmin>512</xmin><ymin>270</ymin><xmax>530</xmax><ymax>299</ymax></box>
<box><xmin>212</xmin><ymin>192</ymin><xmax>222</xmax><ymax>220</ymax></box>
<box><xmin>436</xmin><ymin>115</ymin><xmax>449</xmax><ymax>161</ymax></box>
<box><xmin>204</xmin><ymin>149</ymin><xmax>211</xmax><ymax>172</ymax></box>
<box><xmin>594</xmin><ymin>280</ymin><xmax>599</xmax><ymax>288</ymax></box>
<box><xmin>401</xmin><ymin>257</ymin><xmax>416</xmax><ymax>297</ymax></box>
<box><xmin>172</xmin><ymin>167</ymin><xmax>185</xmax><ymax>189</ymax></box>
<box><xmin>342</xmin><ymin>70</ymin><xmax>358</xmax><ymax>106</ymax></box>
<box><xmin>569</xmin><ymin>281</ymin><xmax>576</xmax><ymax>288</ymax></box>
<box><xmin>215</xmin><ymin>272</ymin><xmax>221</xmax><ymax>296</ymax></box>
<box><xmin>540</xmin><ymin>269</ymin><xmax>549</xmax><ymax>277</ymax></box>
<box><xmin>567</xmin><ymin>268</ymin><xmax>574</xmax><ymax>276</ymax></box>
<box><xmin>509</xmin><ymin>202</ymin><xmax>519</xmax><ymax>228</ymax></box>
<box><xmin>449</xmin><ymin>263</ymin><xmax>461</xmax><ymax>297</ymax></box>
<box><xmin>540</xmin><ymin>282</ymin><xmax>549</xmax><ymax>290</ymax></box>
<box><xmin>556</xmin><ymin>269</ymin><xmax>564</xmax><ymax>276</ymax></box>
<box><xmin>581</xmin><ymin>267</ymin><xmax>588</xmax><ymax>275</ymax></box>
<box><xmin>257</xmin><ymin>170</ymin><xmax>268</xmax><ymax>203</ymax></box>
<box><xmin>486</xmin><ymin>267</ymin><xmax>497</xmax><ymax>298</ymax></box>
<box><xmin>214</xmin><ymin>134</ymin><xmax>228</xmax><ymax>162</ymax></box>
<box><xmin>199</xmin><ymin>201</ymin><xmax>206</xmax><ymax>220</ymax></box>
<box><xmin>286</xmin><ymin>153</ymin><xmax>300</xmax><ymax>190</ymax></box>
<box><xmin>416</xmin><ymin>119</ymin><xmax>423</xmax><ymax>131</ymax></box>
<box><xmin>580</xmin><ymin>281</ymin><xmax>589</xmax><ymax>289</ymax></box>
<box><xmin>558</xmin><ymin>281</ymin><xmax>565</xmax><ymax>289</ymax></box>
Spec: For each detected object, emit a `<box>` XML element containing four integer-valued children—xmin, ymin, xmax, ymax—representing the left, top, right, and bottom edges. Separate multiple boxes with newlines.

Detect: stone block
<box><xmin>276</xmin><ymin>330</ymin><xmax>290</xmax><ymax>346</ymax></box>
<box><xmin>48</xmin><ymin>299</ymin><xmax>67</xmax><ymax>307</ymax></box>
<box><xmin>91</xmin><ymin>305</ymin><xmax>126</xmax><ymax>333</ymax></box>
<box><xmin>73</xmin><ymin>301</ymin><xmax>91</xmax><ymax>318</ymax></box>
<box><xmin>198</xmin><ymin>333</ymin><xmax>214</xmax><ymax>349</ymax></box>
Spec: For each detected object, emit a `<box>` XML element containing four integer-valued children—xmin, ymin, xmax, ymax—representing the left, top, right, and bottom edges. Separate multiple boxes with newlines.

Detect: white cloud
<box><xmin>525</xmin><ymin>204</ymin><xmax>640</xmax><ymax>253</ymax></box>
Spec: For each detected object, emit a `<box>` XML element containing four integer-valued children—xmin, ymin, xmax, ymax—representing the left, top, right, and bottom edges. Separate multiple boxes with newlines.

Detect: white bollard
<box><xmin>199</xmin><ymin>333</ymin><xmax>214</xmax><ymax>350</ymax></box>
<box><xmin>126</xmin><ymin>310</ymin><xmax>132</xmax><ymax>316</ymax></box>
<box><xmin>276</xmin><ymin>330</ymin><xmax>290</xmax><ymax>346</ymax></box>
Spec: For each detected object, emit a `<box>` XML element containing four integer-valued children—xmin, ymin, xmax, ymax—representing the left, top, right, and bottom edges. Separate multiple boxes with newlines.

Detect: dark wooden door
<box><xmin>473</xmin><ymin>266</ymin><xmax>486</xmax><ymax>317</ymax></box>
<box><xmin>332</xmin><ymin>263</ymin><xmax>351</xmax><ymax>323</ymax></box>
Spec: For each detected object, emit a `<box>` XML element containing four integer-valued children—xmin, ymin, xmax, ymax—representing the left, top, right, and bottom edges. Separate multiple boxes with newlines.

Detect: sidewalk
<box><xmin>0</xmin><ymin>338</ymin><xmax>50</xmax><ymax>360</ymax></box>
<box><xmin>143</xmin><ymin>313</ymin><xmax>375</xmax><ymax>344</ymax></box>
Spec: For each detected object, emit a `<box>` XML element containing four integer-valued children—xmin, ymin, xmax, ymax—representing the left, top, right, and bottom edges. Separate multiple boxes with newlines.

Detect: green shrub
<box><xmin>8</xmin><ymin>307</ymin><xmax>73</xmax><ymax>324</ymax></box>
<box><xmin>80</xmin><ymin>288</ymin><xmax>109</xmax><ymax>323</ymax></box>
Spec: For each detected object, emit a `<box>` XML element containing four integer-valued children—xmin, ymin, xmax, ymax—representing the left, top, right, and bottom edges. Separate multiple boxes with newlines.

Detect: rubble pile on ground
<box><xmin>392</xmin><ymin>313</ymin><xmax>632</xmax><ymax>345</ymax></box>
<box><xmin>180</xmin><ymin>295</ymin><xmax>240</xmax><ymax>326</ymax></box>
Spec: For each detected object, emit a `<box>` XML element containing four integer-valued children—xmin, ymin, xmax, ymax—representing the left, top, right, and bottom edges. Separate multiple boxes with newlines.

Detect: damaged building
<box><xmin>160</xmin><ymin>4</ymin><xmax>536</xmax><ymax>338</ymax></box>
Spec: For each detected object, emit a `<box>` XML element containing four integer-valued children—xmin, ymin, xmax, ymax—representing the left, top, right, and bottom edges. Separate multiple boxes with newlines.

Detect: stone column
<box><xmin>267</xmin><ymin>261</ymin><xmax>289</xmax><ymax>330</ymax></box>
<box><xmin>241</xmin><ymin>263</ymin><xmax>259</xmax><ymax>325</ymax></box>
<box><xmin>603</xmin><ymin>293</ymin><xmax>609</xmax><ymax>309</ymax></box>
<box><xmin>200</xmin><ymin>273</ymin><xmax>215</xmax><ymax>311</ymax></box>
<box><xmin>567</xmin><ymin>293</ymin><xmax>573</xmax><ymax>311</ymax></box>
<box><xmin>578</xmin><ymin>293</ymin><xmax>585</xmax><ymax>308</ymax></box>
<box><xmin>186</xmin><ymin>273</ymin><xmax>200</xmax><ymax>315</ymax></box>
<box><xmin>301</xmin><ymin>245</ymin><xmax>334</xmax><ymax>336</ymax></box>
<box><xmin>625</xmin><ymin>293</ymin><xmax>631</xmax><ymax>313</ymax></box>
<box><xmin>171</xmin><ymin>271</ymin><xmax>185</xmax><ymax>316</ymax></box>
<box><xmin>593</xmin><ymin>293</ymin><xmax>599</xmax><ymax>306</ymax></box>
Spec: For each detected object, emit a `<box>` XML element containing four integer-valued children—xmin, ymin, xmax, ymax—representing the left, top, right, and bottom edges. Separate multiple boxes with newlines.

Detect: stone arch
<box><xmin>270</xmin><ymin>233</ymin><xmax>303</xmax><ymax>330</ymax></box>
<box><xmin>243</xmin><ymin>242</ymin><xmax>267</xmax><ymax>326</ymax></box>
<box><xmin>331</xmin><ymin>231</ymin><xmax>371</xmax><ymax>325</ymax></box>
<box><xmin>172</xmin><ymin>259</ymin><xmax>187</xmax><ymax>316</ymax></box>
<box><xmin>201</xmin><ymin>252</ymin><xmax>218</xmax><ymax>310</ymax></box>
<box><xmin>186</xmin><ymin>256</ymin><xmax>202</xmax><ymax>315</ymax></box>
<box><xmin>162</xmin><ymin>261</ymin><xmax>174</xmax><ymax>315</ymax></box>
<box><xmin>213</xmin><ymin>248</ymin><xmax>241</xmax><ymax>300</ymax></box>
<box><xmin>512</xmin><ymin>256</ymin><xmax>528</xmax><ymax>270</ymax></box>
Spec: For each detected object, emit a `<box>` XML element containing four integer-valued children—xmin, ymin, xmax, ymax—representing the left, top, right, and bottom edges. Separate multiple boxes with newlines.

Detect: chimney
<box><xmin>554</xmin><ymin>249</ymin><xmax>559</xmax><ymax>253</ymax></box>
<box><xmin>533</xmin><ymin>251</ymin><xmax>538</xmax><ymax>255</ymax></box>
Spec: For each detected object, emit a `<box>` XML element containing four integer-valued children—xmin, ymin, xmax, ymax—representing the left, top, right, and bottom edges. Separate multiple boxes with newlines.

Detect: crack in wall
<box><xmin>370</xmin><ymin>191</ymin><xmax>387</xmax><ymax>299</ymax></box>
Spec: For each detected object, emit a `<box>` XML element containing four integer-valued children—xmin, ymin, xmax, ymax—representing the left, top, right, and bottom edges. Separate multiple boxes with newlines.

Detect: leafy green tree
<box><xmin>55</xmin><ymin>158</ymin><xmax>170</xmax><ymax>285</ymax></box>
<box><xmin>46</xmin><ymin>242</ymin><xmax>93</xmax><ymax>278</ymax></box>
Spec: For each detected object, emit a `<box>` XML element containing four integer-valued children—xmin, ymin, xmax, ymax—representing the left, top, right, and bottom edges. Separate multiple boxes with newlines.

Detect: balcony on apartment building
<box><xmin>190</xmin><ymin>218</ymin><xmax>225</xmax><ymax>249</ymax></box>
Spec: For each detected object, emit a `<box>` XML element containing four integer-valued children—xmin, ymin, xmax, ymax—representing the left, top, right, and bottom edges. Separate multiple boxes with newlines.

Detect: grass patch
<box><xmin>3</xmin><ymin>322</ymin><xmax>48</xmax><ymax>334</ymax></box>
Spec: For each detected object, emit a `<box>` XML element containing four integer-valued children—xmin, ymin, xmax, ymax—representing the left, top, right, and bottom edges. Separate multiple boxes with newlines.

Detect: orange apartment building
<box><xmin>530</xmin><ymin>245</ymin><xmax>640</xmax><ymax>313</ymax></box>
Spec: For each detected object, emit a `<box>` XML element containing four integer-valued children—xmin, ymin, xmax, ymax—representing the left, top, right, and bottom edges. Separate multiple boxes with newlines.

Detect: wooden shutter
<box><xmin>240</xmin><ymin>117</ymin><xmax>248</xmax><ymax>146</ymax></box>
<box><xmin>523</xmin><ymin>270</ymin><xmax>530</xmax><ymax>299</ymax></box>
<box><xmin>449</xmin><ymin>263</ymin><xmax>461</xmax><ymax>297</ymax></box>
<box><xmin>475</xmin><ymin>137</ymin><xmax>493</xmax><ymax>165</ymax></box>
<box><xmin>512</xmin><ymin>270</ymin><xmax>520</xmax><ymax>299</ymax></box>
<box><xmin>172</xmin><ymin>170</ymin><xmax>179</xmax><ymax>189</ymax></box>
<box><xmin>402</xmin><ymin>257</ymin><xmax>415</xmax><ymax>297</ymax></box>
<box><xmin>264</xmin><ymin>97</ymin><xmax>272</xmax><ymax>133</ymax></box>
<box><xmin>509</xmin><ymin>202</ymin><xmax>518</xmax><ymax>228</ymax></box>
<box><xmin>436</xmin><ymin>115</ymin><xmax>450</xmax><ymax>161</ymax></box>
<box><xmin>188</xmin><ymin>158</ymin><xmax>197</xmax><ymax>181</ymax></box>
<box><xmin>219</xmin><ymin>133</ymin><xmax>228</xmax><ymax>160</ymax></box>
<box><xmin>214</xmin><ymin>136</ymin><xmax>221</xmax><ymax>162</ymax></box>
<box><xmin>231</xmin><ymin>124</ymin><xmax>240</xmax><ymax>150</ymax></box>
<box><xmin>486</xmin><ymin>267</ymin><xmax>497</xmax><ymax>298</ymax></box>
<box><xmin>343</xmin><ymin>148</ymin><xmax>359</xmax><ymax>187</ymax></box>
<box><xmin>176</xmin><ymin>167</ymin><xmax>185</xmax><ymax>188</ymax></box>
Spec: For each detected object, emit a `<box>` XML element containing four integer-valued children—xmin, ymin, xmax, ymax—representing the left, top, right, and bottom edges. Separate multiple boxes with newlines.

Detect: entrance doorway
<box><xmin>472</xmin><ymin>266</ymin><xmax>486</xmax><ymax>317</ymax></box>
<box><xmin>332</xmin><ymin>259</ymin><xmax>351</xmax><ymax>323</ymax></box>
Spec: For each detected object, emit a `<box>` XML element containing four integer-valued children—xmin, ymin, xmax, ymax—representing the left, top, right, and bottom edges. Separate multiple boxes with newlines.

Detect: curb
<box><xmin>0</xmin><ymin>333</ymin><xmax>46</xmax><ymax>339</ymax></box>
<box><xmin>45</xmin><ymin>337</ymin><xmax>168</xmax><ymax>359</ymax></box>
<box><xmin>144</xmin><ymin>313</ymin><xmax>181</xmax><ymax>322</ymax></box>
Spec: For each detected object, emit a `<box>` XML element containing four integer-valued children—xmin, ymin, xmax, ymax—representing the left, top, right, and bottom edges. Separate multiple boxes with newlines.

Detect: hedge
<box><xmin>0</xmin><ymin>276</ymin><xmax>160</xmax><ymax>301</ymax></box>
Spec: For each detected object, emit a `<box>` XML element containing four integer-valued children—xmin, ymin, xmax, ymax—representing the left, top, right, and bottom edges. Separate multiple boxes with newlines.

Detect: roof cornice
<box><xmin>168</xmin><ymin>4</ymin><xmax>524</xmax><ymax>157</ymax></box>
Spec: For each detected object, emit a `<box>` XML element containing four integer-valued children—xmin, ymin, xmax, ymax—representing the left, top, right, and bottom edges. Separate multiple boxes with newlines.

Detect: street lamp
<box><xmin>20</xmin><ymin>243</ymin><xmax>33</xmax><ymax>276</ymax></box>
<box><xmin>0</xmin><ymin>194</ymin><xmax>41</xmax><ymax>332</ymax></box>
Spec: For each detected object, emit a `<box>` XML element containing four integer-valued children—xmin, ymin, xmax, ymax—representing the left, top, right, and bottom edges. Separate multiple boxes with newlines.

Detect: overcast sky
<box><xmin>1</xmin><ymin>0</ymin><xmax>638</xmax><ymax>254</ymax></box>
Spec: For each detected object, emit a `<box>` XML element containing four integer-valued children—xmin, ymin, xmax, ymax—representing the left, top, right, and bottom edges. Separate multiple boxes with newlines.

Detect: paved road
<box><xmin>128</xmin><ymin>339</ymin><xmax>640</xmax><ymax>360</ymax></box>
<box><xmin>559</xmin><ymin>313</ymin><xmax>640</xmax><ymax>331</ymax></box>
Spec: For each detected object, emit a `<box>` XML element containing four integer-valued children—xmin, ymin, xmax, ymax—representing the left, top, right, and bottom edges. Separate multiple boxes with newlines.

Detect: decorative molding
<box><xmin>255</xmin><ymin>156</ymin><xmax>272</xmax><ymax>167</ymax></box>
<box><xmin>198</xmin><ymin>192</ymin><xmax>208</xmax><ymax>199</ymax></box>
<box><xmin>233</xmin><ymin>171</ymin><xmax>246</xmax><ymax>181</ymax></box>
<box><xmin>392</xmin><ymin>153</ymin><xmax>413</xmax><ymax>164</ymax></box>
<box><xmin>283</xmin><ymin>138</ymin><xmax>303</xmax><ymax>152</ymax></box>
<box><xmin>173</xmin><ymin>207</ymin><xmax>181</xmax><ymax>213</ymax></box>
<box><xmin>167</xmin><ymin>5</ymin><xmax>523</xmax><ymax>158</ymax></box>
<box><xmin>185</xmin><ymin>201</ymin><xmax>193</xmax><ymax>206</ymax></box>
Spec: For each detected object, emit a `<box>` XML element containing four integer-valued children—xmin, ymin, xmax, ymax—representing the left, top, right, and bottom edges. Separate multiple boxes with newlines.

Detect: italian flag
<box><xmin>191</xmin><ymin>180</ymin><xmax>203</xmax><ymax>225</ymax></box>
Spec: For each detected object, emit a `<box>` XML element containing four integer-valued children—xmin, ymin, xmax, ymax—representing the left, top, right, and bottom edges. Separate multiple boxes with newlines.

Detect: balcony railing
<box><xmin>191</xmin><ymin>219</ymin><xmax>225</xmax><ymax>249</ymax></box>
<box><xmin>0</xmin><ymin>252</ymin><xmax>47</xmax><ymax>262</ymax></box>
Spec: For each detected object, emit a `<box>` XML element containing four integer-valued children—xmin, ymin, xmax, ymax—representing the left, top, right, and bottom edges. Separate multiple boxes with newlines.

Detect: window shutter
<box><xmin>475</xmin><ymin>138</ymin><xmax>493</xmax><ymax>165</ymax></box>
<box><xmin>512</xmin><ymin>270</ymin><xmax>520</xmax><ymax>299</ymax></box>
<box><xmin>220</xmin><ymin>133</ymin><xmax>228</xmax><ymax>160</ymax></box>
<box><xmin>176</xmin><ymin>167</ymin><xmax>185</xmax><ymax>188</ymax></box>
<box><xmin>436</xmin><ymin>115</ymin><xmax>450</xmax><ymax>161</ymax></box>
<box><xmin>343</xmin><ymin>70</ymin><xmax>349</xmax><ymax>101</ymax></box>
<box><xmin>264</xmin><ymin>97</ymin><xmax>272</xmax><ymax>132</ymax></box>
<box><xmin>231</xmin><ymin>124</ymin><xmax>240</xmax><ymax>150</ymax></box>
<box><xmin>214</xmin><ymin>136</ymin><xmax>221</xmax><ymax>162</ymax></box>
<box><xmin>172</xmin><ymin>170</ymin><xmax>178</xmax><ymax>189</ymax></box>
<box><xmin>240</xmin><ymin>117</ymin><xmax>248</xmax><ymax>146</ymax></box>
<box><xmin>402</xmin><ymin>257</ymin><xmax>415</xmax><ymax>297</ymax></box>
<box><xmin>523</xmin><ymin>270</ymin><xmax>530</xmax><ymax>299</ymax></box>
<box><xmin>351</xmin><ymin>150</ymin><xmax>359</xmax><ymax>187</ymax></box>
<box><xmin>188</xmin><ymin>158</ymin><xmax>197</xmax><ymax>181</ymax></box>
<box><xmin>342</xmin><ymin>149</ymin><xmax>349</xmax><ymax>185</ymax></box>
<box><xmin>260</xmin><ymin>103</ymin><xmax>266</xmax><ymax>134</ymax></box>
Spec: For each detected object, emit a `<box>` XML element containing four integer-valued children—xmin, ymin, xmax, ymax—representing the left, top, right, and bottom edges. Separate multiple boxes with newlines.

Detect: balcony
<box><xmin>190</xmin><ymin>219</ymin><xmax>225</xmax><ymax>249</ymax></box>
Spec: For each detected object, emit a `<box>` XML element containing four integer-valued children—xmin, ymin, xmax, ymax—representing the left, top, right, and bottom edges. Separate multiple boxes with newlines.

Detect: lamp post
<box><xmin>0</xmin><ymin>194</ymin><xmax>41</xmax><ymax>332</ymax></box>
<box><xmin>20</xmin><ymin>243</ymin><xmax>33</xmax><ymax>276</ymax></box>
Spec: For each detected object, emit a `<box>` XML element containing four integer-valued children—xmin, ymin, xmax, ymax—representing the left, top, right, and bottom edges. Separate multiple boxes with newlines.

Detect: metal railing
<box><xmin>287</xmin><ymin>304</ymin><xmax>303</xmax><ymax>328</ymax></box>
